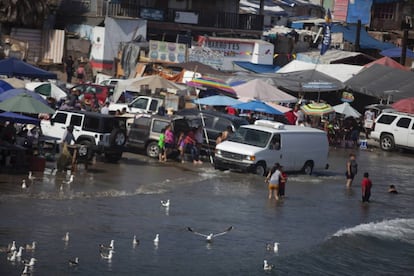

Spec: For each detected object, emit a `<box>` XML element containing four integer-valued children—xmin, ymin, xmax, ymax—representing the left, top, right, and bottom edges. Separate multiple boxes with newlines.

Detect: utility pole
<box><xmin>355</xmin><ymin>20</ymin><xmax>361</xmax><ymax>52</ymax></box>
<box><xmin>400</xmin><ymin>28</ymin><xmax>408</xmax><ymax>65</ymax></box>
<box><xmin>259</xmin><ymin>0</ymin><xmax>264</xmax><ymax>15</ymax></box>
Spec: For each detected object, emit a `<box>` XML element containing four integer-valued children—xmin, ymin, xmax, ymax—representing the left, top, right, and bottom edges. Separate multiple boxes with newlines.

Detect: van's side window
<box><xmin>269</xmin><ymin>134</ymin><xmax>280</xmax><ymax>150</ymax></box>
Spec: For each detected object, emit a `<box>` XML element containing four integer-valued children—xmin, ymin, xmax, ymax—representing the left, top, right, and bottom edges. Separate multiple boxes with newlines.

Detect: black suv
<box><xmin>175</xmin><ymin>109</ymin><xmax>249</xmax><ymax>148</ymax></box>
<box><xmin>41</xmin><ymin>110</ymin><xmax>127</xmax><ymax>162</ymax></box>
<box><xmin>127</xmin><ymin>114</ymin><xmax>198</xmax><ymax>158</ymax></box>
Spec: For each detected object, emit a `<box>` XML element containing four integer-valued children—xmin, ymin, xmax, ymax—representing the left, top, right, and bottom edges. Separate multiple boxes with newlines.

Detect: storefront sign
<box><xmin>149</xmin><ymin>40</ymin><xmax>187</xmax><ymax>63</ymax></box>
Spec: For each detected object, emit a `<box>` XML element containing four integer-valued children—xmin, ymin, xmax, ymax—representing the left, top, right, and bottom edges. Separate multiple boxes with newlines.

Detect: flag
<box><xmin>320</xmin><ymin>9</ymin><xmax>332</xmax><ymax>56</ymax></box>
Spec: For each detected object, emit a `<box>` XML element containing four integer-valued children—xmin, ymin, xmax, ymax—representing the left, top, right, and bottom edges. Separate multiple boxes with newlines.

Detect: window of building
<box><xmin>373</xmin><ymin>3</ymin><xmax>395</xmax><ymax>20</ymax></box>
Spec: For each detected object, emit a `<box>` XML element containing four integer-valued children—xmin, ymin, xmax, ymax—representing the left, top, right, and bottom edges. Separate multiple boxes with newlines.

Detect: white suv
<box><xmin>41</xmin><ymin>110</ymin><xmax>127</xmax><ymax>162</ymax></box>
<box><xmin>370</xmin><ymin>112</ymin><xmax>414</xmax><ymax>151</ymax></box>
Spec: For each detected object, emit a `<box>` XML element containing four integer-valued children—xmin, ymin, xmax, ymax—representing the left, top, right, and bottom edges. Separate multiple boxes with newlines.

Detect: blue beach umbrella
<box><xmin>232</xmin><ymin>100</ymin><xmax>283</xmax><ymax>115</ymax></box>
<box><xmin>193</xmin><ymin>95</ymin><xmax>242</xmax><ymax>106</ymax></box>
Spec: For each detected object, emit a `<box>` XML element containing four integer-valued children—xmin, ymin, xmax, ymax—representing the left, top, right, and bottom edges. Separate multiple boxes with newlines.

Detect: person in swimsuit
<box><xmin>265</xmin><ymin>163</ymin><xmax>281</xmax><ymax>200</ymax></box>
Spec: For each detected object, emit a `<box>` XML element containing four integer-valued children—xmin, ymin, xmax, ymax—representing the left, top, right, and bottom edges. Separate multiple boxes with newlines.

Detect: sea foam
<box><xmin>333</xmin><ymin>218</ymin><xmax>414</xmax><ymax>245</ymax></box>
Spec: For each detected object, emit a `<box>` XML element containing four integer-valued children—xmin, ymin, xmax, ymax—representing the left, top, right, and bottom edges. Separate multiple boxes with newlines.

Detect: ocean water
<box><xmin>0</xmin><ymin>148</ymin><xmax>413</xmax><ymax>275</ymax></box>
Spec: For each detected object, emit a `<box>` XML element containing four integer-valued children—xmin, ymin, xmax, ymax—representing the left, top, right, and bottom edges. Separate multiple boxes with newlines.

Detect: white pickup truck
<box><xmin>109</xmin><ymin>96</ymin><xmax>164</xmax><ymax>114</ymax></box>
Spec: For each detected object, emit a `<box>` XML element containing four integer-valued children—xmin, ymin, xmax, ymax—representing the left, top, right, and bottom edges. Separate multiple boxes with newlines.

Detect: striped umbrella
<box><xmin>301</xmin><ymin>102</ymin><xmax>334</xmax><ymax>116</ymax></box>
<box><xmin>187</xmin><ymin>77</ymin><xmax>236</xmax><ymax>94</ymax></box>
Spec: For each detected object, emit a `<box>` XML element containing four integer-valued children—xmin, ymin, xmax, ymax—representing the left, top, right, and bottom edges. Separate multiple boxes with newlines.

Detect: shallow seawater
<box><xmin>0</xmin><ymin>148</ymin><xmax>413</xmax><ymax>275</ymax></box>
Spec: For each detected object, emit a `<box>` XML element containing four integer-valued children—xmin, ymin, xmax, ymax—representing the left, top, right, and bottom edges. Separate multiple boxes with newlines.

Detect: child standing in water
<box><xmin>361</xmin><ymin>172</ymin><xmax>372</xmax><ymax>203</ymax></box>
<box><xmin>158</xmin><ymin>128</ymin><xmax>166</xmax><ymax>162</ymax></box>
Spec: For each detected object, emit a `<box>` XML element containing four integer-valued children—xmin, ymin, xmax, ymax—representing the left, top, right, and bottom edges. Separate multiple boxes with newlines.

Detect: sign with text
<box><xmin>149</xmin><ymin>40</ymin><xmax>187</xmax><ymax>63</ymax></box>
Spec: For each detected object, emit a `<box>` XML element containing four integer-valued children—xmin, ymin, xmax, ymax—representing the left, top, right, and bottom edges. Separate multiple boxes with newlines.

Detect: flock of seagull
<box><xmin>20</xmin><ymin>170</ymin><xmax>74</xmax><ymax>191</ymax></box>
<box><xmin>10</xmin><ymin>171</ymin><xmax>280</xmax><ymax>273</ymax></box>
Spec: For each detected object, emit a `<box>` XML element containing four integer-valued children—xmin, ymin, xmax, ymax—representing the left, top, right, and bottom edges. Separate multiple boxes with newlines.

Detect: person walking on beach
<box><xmin>65</xmin><ymin>56</ymin><xmax>74</xmax><ymax>83</ymax></box>
<box><xmin>361</xmin><ymin>172</ymin><xmax>372</xmax><ymax>203</ymax></box>
<box><xmin>346</xmin><ymin>153</ymin><xmax>358</xmax><ymax>188</ymax></box>
<box><xmin>265</xmin><ymin>163</ymin><xmax>281</xmax><ymax>200</ymax></box>
<box><xmin>163</xmin><ymin>124</ymin><xmax>174</xmax><ymax>161</ymax></box>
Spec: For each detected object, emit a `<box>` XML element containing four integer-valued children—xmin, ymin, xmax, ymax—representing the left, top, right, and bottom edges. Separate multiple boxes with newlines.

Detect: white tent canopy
<box><xmin>333</xmin><ymin>102</ymin><xmax>362</xmax><ymax>118</ymax></box>
<box><xmin>278</xmin><ymin>60</ymin><xmax>363</xmax><ymax>82</ymax></box>
<box><xmin>232</xmin><ymin>79</ymin><xmax>297</xmax><ymax>103</ymax></box>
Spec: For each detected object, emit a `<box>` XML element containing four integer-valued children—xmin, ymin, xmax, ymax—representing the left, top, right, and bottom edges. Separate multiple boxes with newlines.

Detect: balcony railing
<box><xmin>102</xmin><ymin>2</ymin><xmax>264</xmax><ymax>31</ymax></box>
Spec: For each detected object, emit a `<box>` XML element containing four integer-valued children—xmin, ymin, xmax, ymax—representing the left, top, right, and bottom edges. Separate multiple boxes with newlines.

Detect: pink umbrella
<box><xmin>392</xmin><ymin>97</ymin><xmax>414</xmax><ymax>114</ymax></box>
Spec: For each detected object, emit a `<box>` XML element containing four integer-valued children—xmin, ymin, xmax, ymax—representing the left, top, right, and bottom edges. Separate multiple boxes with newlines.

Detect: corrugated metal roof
<box><xmin>10</xmin><ymin>28</ymin><xmax>42</xmax><ymax>63</ymax></box>
<box><xmin>42</xmin><ymin>29</ymin><xmax>65</xmax><ymax>64</ymax></box>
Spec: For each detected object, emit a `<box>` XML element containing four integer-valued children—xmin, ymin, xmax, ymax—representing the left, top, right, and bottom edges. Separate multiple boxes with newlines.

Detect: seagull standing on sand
<box><xmin>263</xmin><ymin>260</ymin><xmax>274</xmax><ymax>271</ymax></box>
<box><xmin>63</xmin><ymin>232</ymin><xmax>70</xmax><ymax>242</ymax></box>
<box><xmin>69</xmin><ymin>257</ymin><xmax>79</xmax><ymax>266</ymax></box>
<box><xmin>187</xmin><ymin>226</ymin><xmax>234</xmax><ymax>243</ymax></box>
<box><xmin>7</xmin><ymin>250</ymin><xmax>17</xmax><ymax>261</ymax></box>
<box><xmin>266</xmin><ymin>242</ymin><xmax>279</xmax><ymax>253</ymax></box>
<box><xmin>22</xmin><ymin>180</ymin><xmax>27</xmax><ymax>189</ymax></box>
<box><xmin>28</xmin><ymin>171</ymin><xmax>36</xmax><ymax>182</ymax></box>
<box><xmin>21</xmin><ymin>265</ymin><xmax>30</xmax><ymax>275</ymax></box>
<box><xmin>10</xmin><ymin>241</ymin><xmax>16</xmax><ymax>252</ymax></box>
<box><xmin>161</xmin><ymin>199</ymin><xmax>170</xmax><ymax>207</ymax></box>
<box><xmin>22</xmin><ymin>257</ymin><xmax>36</xmax><ymax>267</ymax></box>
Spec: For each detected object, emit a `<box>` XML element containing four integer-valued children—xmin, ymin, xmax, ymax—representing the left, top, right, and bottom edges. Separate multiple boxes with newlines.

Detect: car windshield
<box><xmin>228</xmin><ymin>128</ymin><xmax>271</xmax><ymax>148</ymax></box>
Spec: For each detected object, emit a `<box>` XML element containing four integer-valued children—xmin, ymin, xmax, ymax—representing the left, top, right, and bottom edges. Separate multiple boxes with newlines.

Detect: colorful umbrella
<box><xmin>193</xmin><ymin>95</ymin><xmax>242</xmax><ymax>106</ymax></box>
<box><xmin>232</xmin><ymin>100</ymin><xmax>283</xmax><ymax>115</ymax></box>
<box><xmin>187</xmin><ymin>77</ymin><xmax>236</xmax><ymax>94</ymax></box>
<box><xmin>301</xmin><ymin>102</ymin><xmax>334</xmax><ymax>116</ymax></box>
<box><xmin>391</xmin><ymin>97</ymin><xmax>414</xmax><ymax>114</ymax></box>
<box><xmin>0</xmin><ymin>92</ymin><xmax>55</xmax><ymax>114</ymax></box>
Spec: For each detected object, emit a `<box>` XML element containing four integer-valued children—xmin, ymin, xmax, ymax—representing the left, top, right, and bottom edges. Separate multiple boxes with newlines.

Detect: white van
<box><xmin>214</xmin><ymin>120</ymin><xmax>329</xmax><ymax>175</ymax></box>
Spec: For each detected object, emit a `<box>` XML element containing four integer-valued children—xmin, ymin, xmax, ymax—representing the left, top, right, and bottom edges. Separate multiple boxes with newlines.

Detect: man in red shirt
<box><xmin>361</xmin><ymin>172</ymin><xmax>372</xmax><ymax>203</ymax></box>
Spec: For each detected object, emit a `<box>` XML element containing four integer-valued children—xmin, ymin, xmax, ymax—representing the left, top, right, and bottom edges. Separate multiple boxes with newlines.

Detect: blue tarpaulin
<box><xmin>380</xmin><ymin>47</ymin><xmax>414</xmax><ymax>59</ymax></box>
<box><xmin>0</xmin><ymin>57</ymin><xmax>57</xmax><ymax>79</ymax></box>
<box><xmin>332</xmin><ymin>25</ymin><xmax>394</xmax><ymax>51</ymax></box>
<box><xmin>233</xmin><ymin>61</ymin><xmax>280</xmax><ymax>74</ymax></box>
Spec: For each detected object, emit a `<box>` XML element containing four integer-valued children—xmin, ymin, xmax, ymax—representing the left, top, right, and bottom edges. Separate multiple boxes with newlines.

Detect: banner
<box><xmin>320</xmin><ymin>9</ymin><xmax>332</xmax><ymax>56</ymax></box>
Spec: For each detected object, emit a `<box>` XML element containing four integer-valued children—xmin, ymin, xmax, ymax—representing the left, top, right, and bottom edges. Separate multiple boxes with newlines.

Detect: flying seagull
<box><xmin>187</xmin><ymin>226</ymin><xmax>234</xmax><ymax>242</ymax></box>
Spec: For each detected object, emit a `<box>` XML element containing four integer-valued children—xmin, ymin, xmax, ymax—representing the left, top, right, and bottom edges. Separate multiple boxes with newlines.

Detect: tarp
<box><xmin>296</xmin><ymin>49</ymin><xmax>375</xmax><ymax>65</ymax></box>
<box><xmin>345</xmin><ymin>64</ymin><xmax>414</xmax><ymax>101</ymax></box>
<box><xmin>380</xmin><ymin>47</ymin><xmax>414</xmax><ymax>59</ymax></box>
<box><xmin>331</xmin><ymin>25</ymin><xmax>395</xmax><ymax>51</ymax></box>
<box><xmin>0</xmin><ymin>57</ymin><xmax>57</xmax><ymax>79</ymax></box>
<box><xmin>232</xmin><ymin>100</ymin><xmax>284</xmax><ymax>115</ymax></box>
<box><xmin>364</xmin><ymin>56</ymin><xmax>410</xmax><ymax>71</ymax></box>
<box><xmin>0</xmin><ymin>111</ymin><xmax>40</xmax><ymax>125</ymax></box>
<box><xmin>278</xmin><ymin>60</ymin><xmax>363</xmax><ymax>82</ymax></box>
<box><xmin>233</xmin><ymin>61</ymin><xmax>281</xmax><ymax>74</ymax></box>
<box><xmin>273</xmin><ymin>70</ymin><xmax>345</xmax><ymax>92</ymax></box>
<box><xmin>232</xmin><ymin>79</ymin><xmax>297</xmax><ymax>103</ymax></box>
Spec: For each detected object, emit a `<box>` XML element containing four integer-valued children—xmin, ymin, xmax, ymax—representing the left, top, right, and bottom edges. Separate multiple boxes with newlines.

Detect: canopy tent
<box><xmin>333</xmin><ymin>102</ymin><xmax>361</xmax><ymax>118</ymax></box>
<box><xmin>391</xmin><ymin>97</ymin><xmax>414</xmax><ymax>114</ymax></box>
<box><xmin>364</xmin><ymin>56</ymin><xmax>410</xmax><ymax>71</ymax></box>
<box><xmin>380</xmin><ymin>47</ymin><xmax>414</xmax><ymax>59</ymax></box>
<box><xmin>0</xmin><ymin>57</ymin><xmax>57</xmax><ymax>79</ymax></box>
<box><xmin>273</xmin><ymin>70</ymin><xmax>345</xmax><ymax>93</ymax></box>
<box><xmin>0</xmin><ymin>111</ymin><xmax>40</xmax><ymax>125</ymax></box>
<box><xmin>0</xmin><ymin>88</ymin><xmax>48</xmax><ymax>105</ymax></box>
<box><xmin>187</xmin><ymin>77</ymin><xmax>236</xmax><ymax>95</ymax></box>
<box><xmin>345</xmin><ymin>64</ymin><xmax>414</xmax><ymax>102</ymax></box>
<box><xmin>0</xmin><ymin>92</ymin><xmax>55</xmax><ymax>114</ymax></box>
<box><xmin>232</xmin><ymin>100</ymin><xmax>284</xmax><ymax>115</ymax></box>
<box><xmin>193</xmin><ymin>95</ymin><xmax>242</xmax><ymax>106</ymax></box>
<box><xmin>277</xmin><ymin>60</ymin><xmax>363</xmax><ymax>82</ymax></box>
<box><xmin>232</xmin><ymin>79</ymin><xmax>297</xmax><ymax>103</ymax></box>
<box><xmin>25</xmin><ymin>82</ymin><xmax>67</xmax><ymax>100</ymax></box>
<box><xmin>112</xmin><ymin>77</ymin><xmax>144</xmax><ymax>103</ymax></box>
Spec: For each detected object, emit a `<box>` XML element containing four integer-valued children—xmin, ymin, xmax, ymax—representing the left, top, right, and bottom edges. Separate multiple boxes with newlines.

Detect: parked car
<box><xmin>175</xmin><ymin>109</ymin><xmax>249</xmax><ymax>148</ymax></box>
<box><xmin>214</xmin><ymin>120</ymin><xmax>329</xmax><ymax>175</ymax></box>
<box><xmin>370</xmin><ymin>111</ymin><xmax>414</xmax><ymax>151</ymax></box>
<box><xmin>71</xmin><ymin>83</ymin><xmax>113</xmax><ymax>106</ymax></box>
<box><xmin>127</xmin><ymin>114</ymin><xmax>199</xmax><ymax>158</ymax></box>
<box><xmin>41</xmin><ymin>110</ymin><xmax>127</xmax><ymax>162</ymax></box>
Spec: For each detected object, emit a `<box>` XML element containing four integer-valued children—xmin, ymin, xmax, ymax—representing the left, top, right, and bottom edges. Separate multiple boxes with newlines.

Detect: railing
<box><xmin>103</xmin><ymin>2</ymin><xmax>263</xmax><ymax>31</ymax></box>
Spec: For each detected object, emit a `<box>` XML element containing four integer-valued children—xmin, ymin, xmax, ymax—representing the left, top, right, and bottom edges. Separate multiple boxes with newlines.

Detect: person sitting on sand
<box><xmin>388</xmin><ymin>185</ymin><xmax>398</xmax><ymax>194</ymax></box>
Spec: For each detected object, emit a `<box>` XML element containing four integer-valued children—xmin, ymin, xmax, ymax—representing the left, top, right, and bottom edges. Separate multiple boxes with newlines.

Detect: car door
<box><xmin>394</xmin><ymin>117</ymin><xmax>411</xmax><ymax>146</ymax></box>
<box><xmin>45</xmin><ymin>112</ymin><xmax>69</xmax><ymax>141</ymax></box>
<box><xmin>69</xmin><ymin>114</ymin><xmax>84</xmax><ymax>141</ymax></box>
<box><xmin>128</xmin><ymin>116</ymin><xmax>151</xmax><ymax>146</ymax></box>
<box><xmin>409</xmin><ymin>119</ymin><xmax>414</xmax><ymax>149</ymax></box>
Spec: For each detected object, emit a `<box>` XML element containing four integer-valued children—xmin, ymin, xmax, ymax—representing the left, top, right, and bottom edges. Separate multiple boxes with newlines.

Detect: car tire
<box><xmin>254</xmin><ymin>162</ymin><xmax>266</xmax><ymax>176</ymax></box>
<box><xmin>146</xmin><ymin>141</ymin><xmax>159</xmax><ymax>158</ymax></box>
<box><xmin>78</xmin><ymin>140</ymin><xmax>94</xmax><ymax>160</ymax></box>
<box><xmin>110</xmin><ymin>129</ymin><xmax>126</xmax><ymax>147</ymax></box>
<box><xmin>380</xmin><ymin>134</ymin><xmax>395</xmax><ymax>151</ymax></box>
<box><xmin>302</xmin><ymin>161</ymin><xmax>314</xmax><ymax>175</ymax></box>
